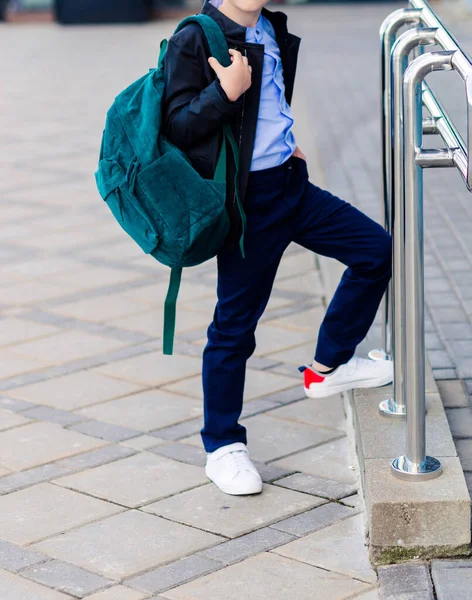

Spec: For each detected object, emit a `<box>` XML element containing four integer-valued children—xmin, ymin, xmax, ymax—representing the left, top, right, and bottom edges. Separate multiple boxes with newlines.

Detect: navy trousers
<box><xmin>201</xmin><ymin>156</ymin><xmax>391</xmax><ymax>452</ymax></box>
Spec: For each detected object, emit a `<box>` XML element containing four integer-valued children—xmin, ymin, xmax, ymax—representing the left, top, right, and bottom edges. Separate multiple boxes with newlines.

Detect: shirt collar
<box><xmin>246</xmin><ymin>14</ymin><xmax>264</xmax><ymax>38</ymax></box>
<box><xmin>202</xmin><ymin>0</ymin><xmax>247</xmax><ymax>42</ymax></box>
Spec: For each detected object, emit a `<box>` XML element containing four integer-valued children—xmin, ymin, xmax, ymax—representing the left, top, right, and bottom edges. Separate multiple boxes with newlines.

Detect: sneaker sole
<box><xmin>304</xmin><ymin>374</ymin><xmax>393</xmax><ymax>399</ymax></box>
<box><xmin>205</xmin><ymin>473</ymin><xmax>263</xmax><ymax>496</ymax></box>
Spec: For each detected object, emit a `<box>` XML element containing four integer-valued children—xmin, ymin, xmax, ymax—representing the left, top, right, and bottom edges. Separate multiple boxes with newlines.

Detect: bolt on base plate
<box><xmin>379</xmin><ymin>397</ymin><xmax>406</xmax><ymax>418</ymax></box>
<box><xmin>391</xmin><ymin>455</ymin><xmax>442</xmax><ymax>481</ymax></box>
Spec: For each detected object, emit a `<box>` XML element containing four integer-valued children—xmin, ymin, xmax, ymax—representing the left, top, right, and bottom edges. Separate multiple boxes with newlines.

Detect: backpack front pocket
<box><xmin>136</xmin><ymin>147</ymin><xmax>225</xmax><ymax>242</ymax></box>
<box><xmin>96</xmin><ymin>158</ymin><xmax>160</xmax><ymax>255</ymax></box>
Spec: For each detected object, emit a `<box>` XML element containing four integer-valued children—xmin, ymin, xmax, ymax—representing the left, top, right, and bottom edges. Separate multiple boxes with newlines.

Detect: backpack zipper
<box><xmin>238</xmin><ymin>49</ymin><xmax>247</xmax><ymax>150</ymax></box>
<box><xmin>233</xmin><ymin>48</ymin><xmax>247</xmax><ymax>213</ymax></box>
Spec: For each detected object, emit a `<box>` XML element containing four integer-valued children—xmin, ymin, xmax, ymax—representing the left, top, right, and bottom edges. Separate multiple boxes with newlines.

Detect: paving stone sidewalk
<box><xmin>2</xmin><ymin>3</ymin><xmax>472</xmax><ymax>599</ymax></box>
<box><xmin>0</xmin><ymin>8</ymin><xmax>383</xmax><ymax>600</ymax></box>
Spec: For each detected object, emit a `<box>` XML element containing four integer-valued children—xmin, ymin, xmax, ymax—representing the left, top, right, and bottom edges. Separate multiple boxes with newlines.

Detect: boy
<box><xmin>163</xmin><ymin>0</ymin><xmax>392</xmax><ymax>496</ymax></box>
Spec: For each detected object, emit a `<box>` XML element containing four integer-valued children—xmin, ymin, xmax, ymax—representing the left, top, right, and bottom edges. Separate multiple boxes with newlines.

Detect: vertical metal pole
<box><xmin>379</xmin><ymin>28</ymin><xmax>437</xmax><ymax>418</ymax></box>
<box><xmin>391</xmin><ymin>51</ymin><xmax>454</xmax><ymax>481</ymax></box>
<box><xmin>369</xmin><ymin>9</ymin><xmax>422</xmax><ymax>363</ymax></box>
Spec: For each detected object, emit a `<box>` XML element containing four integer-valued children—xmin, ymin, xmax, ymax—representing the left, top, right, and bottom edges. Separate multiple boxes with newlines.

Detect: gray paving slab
<box><xmin>198</xmin><ymin>527</ymin><xmax>296</xmax><ymax>566</ymax></box>
<box><xmin>32</xmin><ymin>510</ymin><xmax>222</xmax><ymax>579</ymax></box>
<box><xmin>378</xmin><ymin>564</ymin><xmax>434</xmax><ymax>600</ymax></box>
<box><xmin>273</xmin><ymin>436</ymin><xmax>357</xmax><ymax>484</ymax></box>
<box><xmin>121</xmin><ymin>434</ymin><xmax>166</xmax><ymax>451</ymax></box>
<box><xmin>21</xmin><ymin>405</ymin><xmax>85</xmax><ymax>427</ymax></box>
<box><xmin>163</xmin><ymin>369</ymin><xmax>298</xmax><ymax>403</ymax></box>
<box><xmin>0</xmin><ymin>463</ymin><xmax>71</xmax><ymax>495</ymax></box>
<box><xmin>12</xmin><ymin>330</ymin><xmax>130</xmax><ymax>364</ymax></box>
<box><xmin>446</xmin><ymin>408</ymin><xmax>472</xmax><ymax>439</ymax></box>
<box><xmin>84</xmin><ymin>586</ymin><xmax>148</xmax><ymax>600</ymax></box>
<box><xmin>351</xmin><ymin>590</ymin><xmax>381</xmax><ymax>600</ymax></box>
<box><xmin>21</xmin><ymin>559</ymin><xmax>114</xmax><ymax>598</ymax></box>
<box><xmin>428</xmin><ymin>350</ymin><xmax>456</xmax><ymax>370</ymax></box>
<box><xmin>0</xmin><ymin>568</ymin><xmax>71</xmax><ymax>600</ymax></box>
<box><xmin>56</xmin><ymin>444</ymin><xmax>136</xmax><ymax>471</ymax></box>
<box><xmin>341</xmin><ymin>494</ymin><xmax>363</xmax><ymax>510</ymax></box>
<box><xmin>0</xmin><ymin>540</ymin><xmax>48</xmax><ymax>574</ymax></box>
<box><xmin>77</xmin><ymin>390</ymin><xmax>203</xmax><ymax>433</ymax></box>
<box><xmin>437</xmin><ymin>380</ymin><xmax>470</xmax><ymax>408</ymax></box>
<box><xmin>275</xmin><ymin>472</ymin><xmax>357</xmax><ymax>500</ymax></box>
<box><xmin>0</xmin><ymin>421</ymin><xmax>107</xmax><ymax>471</ymax></box>
<box><xmin>432</xmin><ymin>561</ymin><xmax>472</xmax><ymax>600</ymax></box>
<box><xmin>69</xmin><ymin>419</ymin><xmax>141</xmax><ymax>442</ymax></box>
<box><xmin>143</xmin><ymin>483</ymin><xmax>322</xmax><ymax>539</ymax></box>
<box><xmin>159</xmin><ymin>553</ymin><xmax>371</xmax><ymax>600</ymax></box>
<box><xmin>246</xmin><ymin>356</ymin><xmax>281</xmax><ymax>370</ymax></box>
<box><xmin>455</xmin><ymin>358</ymin><xmax>472</xmax><ymax>379</ymax></box>
<box><xmin>270</xmin><ymin>501</ymin><xmax>359</xmax><ymax>537</ymax></box>
<box><xmin>438</xmin><ymin>322</ymin><xmax>472</xmax><ymax>341</ymax></box>
<box><xmin>239</xmin><ymin>397</ymin><xmax>282</xmax><ymax>418</ymax></box>
<box><xmin>0</xmin><ymin>407</ymin><xmax>31</xmax><ymax>431</ymax></box>
<box><xmin>150</xmin><ymin>442</ymin><xmax>207</xmax><ymax>467</ymax></box>
<box><xmin>126</xmin><ymin>555</ymin><xmax>221</xmax><ymax>595</ymax></box>
<box><xmin>150</xmin><ymin>418</ymin><xmax>203</xmax><ymax>441</ymax></box>
<box><xmin>253</xmin><ymin>462</ymin><xmax>296</xmax><ymax>483</ymax></box>
<box><xmin>274</xmin><ymin>514</ymin><xmax>376</xmax><ymax>583</ymax></box>
<box><xmin>464</xmin><ymin>379</ymin><xmax>472</xmax><ymax>395</ymax></box>
<box><xmin>8</xmin><ymin>370</ymin><xmax>144</xmax><ymax>410</ymax></box>
<box><xmin>454</xmin><ymin>439</ymin><xmax>472</xmax><ymax>471</ymax></box>
<box><xmin>0</xmin><ymin>396</ymin><xmax>36</xmax><ymax>412</ymax></box>
<box><xmin>96</xmin><ymin>353</ymin><xmax>202</xmax><ymax>387</ymax></box>
<box><xmin>54</xmin><ymin>452</ymin><xmax>207</xmax><ymax>508</ymax></box>
<box><xmin>433</xmin><ymin>368</ymin><xmax>459</xmax><ymax>380</ymax></box>
<box><xmin>268</xmin><ymin>395</ymin><xmax>346</xmax><ymax>432</ymax></box>
<box><xmin>0</xmin><ymin>482</ymin><xmax>122</xmax><ymax>545</ymax></box>
<box><xmin>257</xmin><ymin>384</ymin><xmax>307</xmax><ymax>405</ymax></box>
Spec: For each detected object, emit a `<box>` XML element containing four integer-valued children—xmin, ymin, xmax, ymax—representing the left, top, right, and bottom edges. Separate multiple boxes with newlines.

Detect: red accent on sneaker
<box><xmin>304</xmin><ymin>368</ymin><xmax>325</xmax><ymax>387</ymax></box>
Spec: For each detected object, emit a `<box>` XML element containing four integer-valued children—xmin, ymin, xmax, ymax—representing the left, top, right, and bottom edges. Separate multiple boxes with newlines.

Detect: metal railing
<box><xmin>375</xmin><ymin>0</ymin><xmax>472</xmax><ymax>480</ymax></box>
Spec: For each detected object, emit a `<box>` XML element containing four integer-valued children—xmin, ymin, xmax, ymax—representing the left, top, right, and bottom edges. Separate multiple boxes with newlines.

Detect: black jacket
<box><xmin>162</xmin><ymin>1</ymin><xmax>301</xmax><ymax>240</ymax></box>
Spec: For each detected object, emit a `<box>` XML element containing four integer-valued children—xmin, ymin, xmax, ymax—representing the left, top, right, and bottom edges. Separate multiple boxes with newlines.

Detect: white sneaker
<box><xmin>303</xmin><ymin>357</ymin><xmax>393</xmax><ymax>399</ymax></box>
<box><xmin>205</xmin><ymin>442</ymin><xmax>263</xmax><ymax>496</ymax></box>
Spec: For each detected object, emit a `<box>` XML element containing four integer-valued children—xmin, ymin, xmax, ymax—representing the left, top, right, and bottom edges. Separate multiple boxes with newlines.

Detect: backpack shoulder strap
<box><xmin>173</xmin><ymin>14</ymin><xmax>231</xmax><ymax>67</ymax></box>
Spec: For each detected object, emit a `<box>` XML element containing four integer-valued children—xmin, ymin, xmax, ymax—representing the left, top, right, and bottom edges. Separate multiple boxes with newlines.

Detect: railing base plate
<box><xmin>368</xmin><ymin>348</ymin><xmax>390</xmax><ymax>361</ymax></box>
<box><xmin>379</xmin><ymin>397</ymin><xmax>406</xmax><ymax>418</ymax></box>
<box><xmin>391</xmin><ymin>455</ymin><xmax>442</xmax><ymax>481</ymax></box>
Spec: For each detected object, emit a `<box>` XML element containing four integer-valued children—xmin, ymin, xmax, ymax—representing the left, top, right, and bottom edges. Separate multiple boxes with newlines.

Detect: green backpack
<box><xmin>95</xmin><ymin>14</ymin><xmax>246</xmax><ymax>355</ymax></box>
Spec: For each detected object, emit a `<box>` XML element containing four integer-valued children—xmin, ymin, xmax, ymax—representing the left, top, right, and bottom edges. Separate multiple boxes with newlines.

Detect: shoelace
<box><xmin>224</xmin><ymin>450</ymin><xmax>253</xmax><ymax>472</ymax></box>
<box><xmin>346</xmin><ymin>357</ymin><xmax>376</xmax><ymax>377</ymax></box>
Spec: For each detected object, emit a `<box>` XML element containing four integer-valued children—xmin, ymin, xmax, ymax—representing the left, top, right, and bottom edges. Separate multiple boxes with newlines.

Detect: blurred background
<box><xmin>1</xmin><ymin>0</ymin><xmax>471</xmax><ymax>25</ymax></box>
<box><xmin>0</xmin><ymin>0</ymin><xmax>409</xmax><ymax>24</ymax></box>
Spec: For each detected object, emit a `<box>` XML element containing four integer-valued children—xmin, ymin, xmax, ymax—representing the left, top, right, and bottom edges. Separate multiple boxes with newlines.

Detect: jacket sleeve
<box><xmin>162</xmin><ymin>25</ymin><xmax>242</xmax><ymax>151</ymax></box>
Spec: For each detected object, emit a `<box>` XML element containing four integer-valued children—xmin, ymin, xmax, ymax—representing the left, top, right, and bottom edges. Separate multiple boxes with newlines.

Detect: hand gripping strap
<box><xmin>173</xmin><ymin>14</ymin><xmax>231</xmax><ymax>67</ymax></box>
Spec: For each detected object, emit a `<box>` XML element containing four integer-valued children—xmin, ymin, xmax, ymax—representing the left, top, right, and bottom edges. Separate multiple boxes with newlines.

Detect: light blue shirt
<box><xmin>209</xmin><ymin>0</ymin><xmax>297</xmax><ymax>171</ymax></box>
<box><xmin>245</xmin><ymin>15</ymin><xmax>297</xmax><ymax>171</ymax></box>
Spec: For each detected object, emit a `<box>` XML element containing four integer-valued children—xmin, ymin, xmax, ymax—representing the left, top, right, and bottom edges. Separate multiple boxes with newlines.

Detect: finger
<box><xmin>248</xmin><ymin>65</ymin><xmax>253</xmax><ymax>73</ymax></box>
<box><xmin>228</xmin><ymin>49</ymin><xmax>243</xmax><ymax>62</ymax></box>
<box><xmin>208</xmin><ymin>56</ymin><xmax>224</xmax><ymax>77</ymax></box>
<box><xmin>242</xmin><ymin>56</ymin><xmax>249</xmax><ymax>66</ymax></box>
